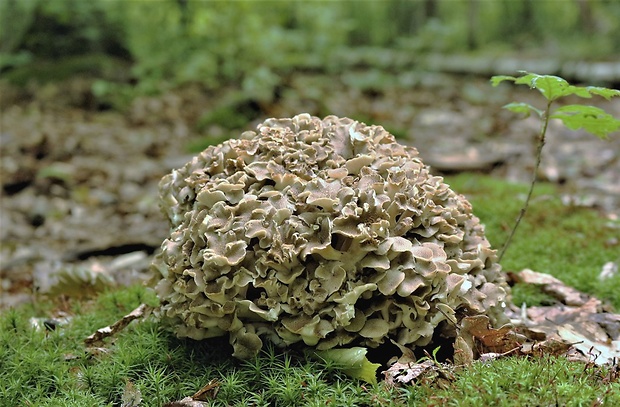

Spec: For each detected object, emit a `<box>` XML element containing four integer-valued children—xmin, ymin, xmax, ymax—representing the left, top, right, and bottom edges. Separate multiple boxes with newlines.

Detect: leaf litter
<box><xmin>383</xmin><ymin>268</ymin><xmax>620</xmax><ymax>388</ymax></box>
<box><xmin>510</xmin><ymin>269</ymin><xmax>620</xmax><ymax>365</ymax></box>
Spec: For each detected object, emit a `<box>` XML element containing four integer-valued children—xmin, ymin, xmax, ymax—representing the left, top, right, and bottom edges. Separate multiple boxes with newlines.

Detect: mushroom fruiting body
<box><xmin>152</xmin><ymin>114</ymin><xmax>509</xmax><ymax>358</ymax></box>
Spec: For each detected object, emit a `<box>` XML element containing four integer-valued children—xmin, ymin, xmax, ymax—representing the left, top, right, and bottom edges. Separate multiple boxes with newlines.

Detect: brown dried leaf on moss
<box><xmin>121</xmin><ymin>380</ymin><xmax>142</xmax><ymax>407</ymax></box>
<box><xmin>511</xmin><ymin>268</ymin><xmax>590</xmax><ymax>306</ymax></box>
<box><xmin>383</xmin><ymin>342</ymin><xmax>455</xmax><ymax>388</ymax></box>
<box><xmin>521</xmin><ymin>300</ymin><xmax>620</xmax><ymax>364</ymax></box>
<box><xmin>509</xmin><ymin>269</ymin><xmax>620</xmax><ymax>365</ymax></box>
<box><xmin>161</xmin><ymin>380</ymin><xmax>219</xmax><ymax>407</ymax></box>
<box><xmin>162</xmin><ymin>398</ymin><xmax>208</xmax><ymax>407</ymax></box>
<box><xmin>453</xmin><ymin>315</ymin><xmax>523</xmax><ymax>366</ymax></box>
<box><xmin>384</xmin><ymin>359</ymin><xmax>437</xmax><ymax>387</ymax></box>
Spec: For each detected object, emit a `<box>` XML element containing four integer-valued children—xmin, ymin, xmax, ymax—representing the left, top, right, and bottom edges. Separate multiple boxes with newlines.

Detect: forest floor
<box><xmin>1</xmin><ymin>72</ymin><xmax>619</xmax><ymax>309</ymax></box>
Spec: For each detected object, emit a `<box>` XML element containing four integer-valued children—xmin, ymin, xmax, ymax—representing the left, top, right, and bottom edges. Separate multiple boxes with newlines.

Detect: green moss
<box><xmin>445</xmin><ymin>173</ymin><xmax>620</xmax><ymax>310</ymax></box>
<box><xmin>2</xmin><ymin>280</ymin><xmax>619</xmax><ymax>406</ymax></box>
<box><xmin>510</xmin><ymin>282</ymin><xmax>558</xmax><ymax>307</ymax></box>
<box><xmin>402</xmin><ymin>355</ymin><xmax>620</xmax><ymax>406</ymax></box>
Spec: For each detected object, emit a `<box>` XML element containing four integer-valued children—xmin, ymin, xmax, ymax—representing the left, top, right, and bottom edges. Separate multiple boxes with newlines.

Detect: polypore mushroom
<box><xmin>151</xmin><ymin>114</ymin><xmax>509</xmax><ymax>358</ymax></box>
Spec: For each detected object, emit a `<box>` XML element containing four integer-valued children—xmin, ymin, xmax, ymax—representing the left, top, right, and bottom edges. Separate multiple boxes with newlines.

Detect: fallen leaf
<box><xmin>121</xmin><ymin>380</ymin><xmax>142</xmax><ymax>407</ymax></box>
<box><xmin>557</xmin><ymin>326</ymin><xmax>620</xmax><ymax>364</ymax></box>
<box><xmin>383</xmin><ymin>340</ymin><xmax>455</xmax><ymax>387</ymax></box>
<box><xmin>384</xmin><ymin>359</ymin><xmax>436</xmax><ymax>386</ymax></box>
<box><xmin>425</xmin><ymin>145</ymin><xmax>513</xmax><ymax>172</ymax></box>
<box><xmin>452</xmin><ymin>336</ymin><xmax>473</xmax><ymax>366</ymax></box>
<box><xmin>523</xmin><ymin>338</ymin><xmax>573</xmax><ymax>357</ymax></box>
<box><xmin>458</xmin><ymin>315</ymin><xmax>524</xmax><ymax>357</ymax></box>
<box><xmin>191</xmin><ymin>379</ymin><xmax>219</xmax><ymax>401</ymax></box>
<box><xmin>509</xmin><ymin>269</ymin><xmax>620</xmax><ymax>365</ymax></box>
<box><xmin>29</xmin><ymin>315</ymin><xmax>72</xmax><ymax>332</ymax></box>
<box><xmin>162</xmin><ymin>397</ymin><xmax>208</xmax><ymax>407</ymax></box>
<box><xmin>590</xmin><ymin>313</ymin><xmax>620</xmax><ymax>339</ymax></box>
<box><xmin>515</xmin><ymin>268</ymin><xmax>590</xmax><ymax>306</ymax></box>
<box><xmin>160</xmin><ymin>380</ymin><xmax>219</xmax><ymax>407</ymax></box>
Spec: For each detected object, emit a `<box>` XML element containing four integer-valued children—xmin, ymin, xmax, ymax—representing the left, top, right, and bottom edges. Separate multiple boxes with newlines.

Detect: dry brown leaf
<box><xmin>383</xmin><ymin>359</ymin><xmax>436</xmax><ymax>386</ymax></box>
<box><xmin>191</xmin><ymin>379</ymin><xmax>219</xmax><ymax>401</ymax></box>
<box><xmin>383</xmin><ymin>340</ymin><xmax>455</xmax><ymax>387</ymax></box>
<box><xmin>453</xmin><ymin>335</ymin><xmax>474</xmax><ymax>366</ymax></box>
<box><xmin>458</xmin><ymin>315</ymin><xmax>523</xmax><ymax>358</ymax></box>
<box><xmin>479</xmin><ymin>325</ymin><xmax>521</xmax><ymax>351</ymax></box>
<box><xmin>387</xmin><ymin>339</ymin><xmax>417</xmax><ymax>365</ymax></box>
<box><xmin>162</xmin><ymin>398</ymin><xmax>208</xmax><ymax>407</ymax></box>
<box><xmin>515</xmin><ymin>268</ymin><xmax>590</xmax><ymax>306</ymax></box>
<box><xmin>121</xmin><ymin>380</ymin><xmax>142</xmax><ymax>407</ymax></box>
<box><xmin>161</xmin><ymin>380</ymin><xmax>219</xmax><ymax>407</ymax></box>
<box><xmin>523</xmin><ymin>301</ymin><xmax>620</xmax><ymax>364</ymax></box>
<box><xmin>557</xmin><ymin>326</ymin><xmax>620</xmax><ymax>364</ymax></box>
<box><xmin>523</xmin><ymin>338</ymin><xmax>573</xmax><ymax>357</ymax></box>
<box><xmin>510</xmin><ymin>269</ymin><xmax>620</xmax><ymax>365</ymax></box>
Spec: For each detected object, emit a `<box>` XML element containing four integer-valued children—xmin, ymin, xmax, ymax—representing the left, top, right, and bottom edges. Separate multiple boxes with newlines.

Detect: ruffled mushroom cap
<box><xmin>152</xmin><ymin>114</ymin><xmax>509</xmax><ymax>358</ymax></box>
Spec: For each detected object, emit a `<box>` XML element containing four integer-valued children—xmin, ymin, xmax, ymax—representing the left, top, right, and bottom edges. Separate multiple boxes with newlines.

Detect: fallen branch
<box><xmin>85</xmin><ymin>303</ymin><xmax>151</xmax><ymax>347</ymax></box>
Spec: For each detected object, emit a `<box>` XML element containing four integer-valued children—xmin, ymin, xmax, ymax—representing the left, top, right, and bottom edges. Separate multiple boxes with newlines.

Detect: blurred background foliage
<box><xmin>1</xmin><ymin>0</ymin><xmax>619</xmax><ymax>105</ymax></box>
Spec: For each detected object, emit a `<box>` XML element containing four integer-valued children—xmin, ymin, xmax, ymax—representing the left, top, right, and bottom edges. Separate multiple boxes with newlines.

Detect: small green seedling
<box><xmin>491</xmin><ymin>72</ymin><xmax>620</xmax><ymax>262</ymax></box>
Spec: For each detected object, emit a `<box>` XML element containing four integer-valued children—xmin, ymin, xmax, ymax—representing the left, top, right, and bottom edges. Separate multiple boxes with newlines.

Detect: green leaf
<box><xmin>513</xmin><ymin>72</ymin><xmax>539</xmax><ymax>86</ymax></box>
<box><xmin>491</xmin><ymin>72</ymin><xmax>569</xmax><ymax>101</ymax></box>
<box><xmin>566</xmin><ymin>85</ymin><xmax>592</xmax><ymax>98</ymax></box>
<box><xmin>311</xmin><ymin>347</ymin><xmax>380</xmax><ymax>384</ymax></box>
<box><xmin>551</xmin><ymin>104</ymin><xmax>620</xmax><ymax>139</ymax></box>
<box><xmin>530</xmin><ymin>75</ymin><xmax>570</xmax><ymax>101</ymax></box>
<box><xmin>493</xmin><ymin>71</ymin><xmax>620</xmax><ymax>102</ymax></box>
<box><xmin>503</xmin><ymin>102</ymin><xmax>543</xmax><ymax>118</ymax></box>
<box><xmin>585</xmin><ymin>86</ymin><xmax>620</xmax><ymax>101</ymax></box>
<box><xmin>490</xmin><ymin>75</ymin><xmax>517</xmax><ymax>87</ymax></box>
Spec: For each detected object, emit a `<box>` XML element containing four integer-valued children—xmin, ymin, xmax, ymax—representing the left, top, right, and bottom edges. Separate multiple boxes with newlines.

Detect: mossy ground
<box><xmin>2</xmin><ymin>174</ymin><xmax>619</xmax><ymax>406</ymax></box>
<box><xmin>446</xmin><ymin>173</ymin><xmax>620</xmax><ymax>310</ymax></box>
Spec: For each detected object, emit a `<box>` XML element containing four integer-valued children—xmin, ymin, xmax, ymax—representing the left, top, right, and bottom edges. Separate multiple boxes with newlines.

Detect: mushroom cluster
<box><xmin>151</xmin><ymin>114</ymin><xmax>509</xmax><ymax>359</ymax></box>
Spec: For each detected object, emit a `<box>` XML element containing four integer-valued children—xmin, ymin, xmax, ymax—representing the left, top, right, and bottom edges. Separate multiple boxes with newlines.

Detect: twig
<box><xmin>498</xmin><ymin>100</ymin><xmax>553</xmax><ymax>263</ymax></box>
<box><xmin>85</xmin><ymin>303</ymin><xmax>151</xmax><ymax>346</ymax></box>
